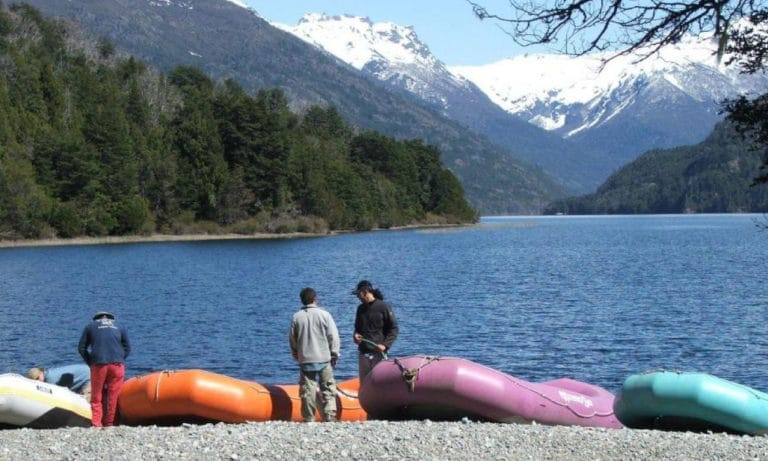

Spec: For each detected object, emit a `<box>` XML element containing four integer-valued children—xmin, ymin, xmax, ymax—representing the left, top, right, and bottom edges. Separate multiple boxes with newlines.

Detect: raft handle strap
<box><xmin>154</xmin><ymin>369</ymin><xmax>176</xmax><ymax>401</ymax></box>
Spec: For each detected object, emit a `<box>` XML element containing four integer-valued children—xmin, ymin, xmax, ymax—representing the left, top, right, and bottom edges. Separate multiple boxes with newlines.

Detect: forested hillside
<box><xmin>0</xmin><ymin>4</ymin><xmax>476</xmax><ymax>240</ymax></box>
<box><xmin>22</xmin><ymin>0</ymin><xmax>565</xmax><ymax>214</ymax></box>
<box><xmin>544</xmin><ymin>122</ymin><xmax>768</xmax><ymax>215</ymax></box>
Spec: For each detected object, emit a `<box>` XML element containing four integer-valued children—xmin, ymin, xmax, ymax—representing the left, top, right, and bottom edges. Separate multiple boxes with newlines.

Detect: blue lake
<box><xmin>1</xmin><ymin>214</ymin><xmax>766</xmax><ymax>394</ymax></box>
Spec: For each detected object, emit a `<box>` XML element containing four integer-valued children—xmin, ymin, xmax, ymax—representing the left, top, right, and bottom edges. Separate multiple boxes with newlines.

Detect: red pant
<box><xmin>90</xmin><ymin>363</ymin><xmax>125</xmax><ymax>427</ymax></box>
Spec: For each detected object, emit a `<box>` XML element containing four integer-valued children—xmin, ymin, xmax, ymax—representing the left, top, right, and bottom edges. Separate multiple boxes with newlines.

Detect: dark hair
<box><xmin>354</xmin><ymin>280</ymin><xmax>384</xmax><ymax>300</ymax></box>
<box><xmin>300</xmin><ymin>287</ymin><xmax>316</xmax><ymax>305</ymax></box>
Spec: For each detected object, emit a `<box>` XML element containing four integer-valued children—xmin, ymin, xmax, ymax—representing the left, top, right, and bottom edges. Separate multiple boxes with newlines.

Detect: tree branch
<box><xmin>468</xmin><ymin>0</ymin><xmax>761</xmax><ymax>64</ymax></box>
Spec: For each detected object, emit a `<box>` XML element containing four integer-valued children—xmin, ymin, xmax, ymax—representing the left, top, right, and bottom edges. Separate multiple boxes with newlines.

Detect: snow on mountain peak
<box><xmin>452</xmin><ymin>35</ymin><xmax>722</xmax><ymax>110</ymax></box>
<box><xmin>271</xmin><ymin>9</ymin><xmax>767</xmax><ymax>173</ymax></box>
<box><xmin>225</xmin><ymin>0</ymin><xmax>249</xmax><ymax>9</ymax></box>
<box><xmin>450</xmin><ymin>32</ymin><xmax>765</xmax><ymax>136</ymax></box>
<box><xmin>278</xmin><ymin>13</ymin><xmax>436</xmax><ymax>71</ymax></box>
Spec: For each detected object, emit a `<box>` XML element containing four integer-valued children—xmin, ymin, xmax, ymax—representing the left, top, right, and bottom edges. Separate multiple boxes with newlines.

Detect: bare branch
<box><xmin>468</xmin><ymin>0</ymin><xmax>764</xmax><ymax>64</ymax></box>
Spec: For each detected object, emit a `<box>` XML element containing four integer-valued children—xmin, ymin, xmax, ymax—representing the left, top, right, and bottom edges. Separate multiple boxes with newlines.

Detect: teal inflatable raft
<box><xmin>614</xmin><ymin>371</ymin><xmax>768</xmax><ymax>435</ymax></box>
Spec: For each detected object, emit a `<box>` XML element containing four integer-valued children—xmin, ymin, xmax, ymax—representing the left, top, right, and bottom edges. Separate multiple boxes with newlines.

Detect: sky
<box><xmin>242</xmin><ymin>0</ymin><xmax>556</xmax><ymax>66</ymax></box>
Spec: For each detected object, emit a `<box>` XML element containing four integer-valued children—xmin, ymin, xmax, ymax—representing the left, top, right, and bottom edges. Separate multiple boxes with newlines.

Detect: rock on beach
<box><xmin>1</xmin><ymin>421</ymin><xmax>766</xmax><ymax>460</ymax></box>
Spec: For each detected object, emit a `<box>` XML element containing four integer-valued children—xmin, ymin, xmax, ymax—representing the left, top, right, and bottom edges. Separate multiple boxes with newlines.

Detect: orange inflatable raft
<box><xmin>118</xmin><ymin>369</ymin><xmax>366</xmax><ymax>425</ymax></box>
<box><xmin>267</xmin><ymin>378</ymin><xmax>366</xmax><ymax>422</ymax></box>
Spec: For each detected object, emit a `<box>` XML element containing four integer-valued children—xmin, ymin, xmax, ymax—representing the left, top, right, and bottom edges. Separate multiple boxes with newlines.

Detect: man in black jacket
<box><xmin>352</xmin><ymin>280</ymin><xmax>398</xmax><ymax>379</ymax></box>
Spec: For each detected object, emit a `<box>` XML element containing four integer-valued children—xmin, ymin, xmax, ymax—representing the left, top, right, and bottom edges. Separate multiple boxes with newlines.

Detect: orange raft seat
<box><xmin>118</xmin><ymin>369</ymin><xmax>366</xmax><ymax>425</ymax></box>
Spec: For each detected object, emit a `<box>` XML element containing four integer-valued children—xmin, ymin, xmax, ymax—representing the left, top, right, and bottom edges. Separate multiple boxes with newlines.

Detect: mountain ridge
<box><xmin>452</xmin><ymin>36</ymin><xmax>768</xmax><ymax>165</ymax></box>
<box><xmin>543</xmin><ymin>122</ymin><xmax>768</xmax><ymax>214</ymax></box>
<box><xmin>278</xmin><ymin>12</ymin><xmax>768</xmax><ymax>191</ymax></box>
<box><xmin>279</xmin><ymin>13</ymin><xmax>608</xmax><ymax>193</ymax></box>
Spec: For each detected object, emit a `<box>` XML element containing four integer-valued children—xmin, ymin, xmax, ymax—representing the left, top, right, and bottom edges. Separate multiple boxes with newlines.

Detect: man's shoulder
<box><xmin>292</xmin><ymin>307</ymin><xmax>319</xmax><ymax>319</ymax></box>
<box><xmin>311</xmin><ymin>306</ymin><xmax>335</xmax><ymax>319</ymax></box>
<box><xmin>372</xmin><ymin>299</ymin><xmax>392</xmax><ymax>309</ymax></box>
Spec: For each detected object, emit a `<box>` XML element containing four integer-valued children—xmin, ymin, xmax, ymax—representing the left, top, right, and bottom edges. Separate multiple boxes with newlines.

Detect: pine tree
<box><xmin>168</xmin><ymin>67</ymin><xmax>228</xmax><ymax>221</ymax></box>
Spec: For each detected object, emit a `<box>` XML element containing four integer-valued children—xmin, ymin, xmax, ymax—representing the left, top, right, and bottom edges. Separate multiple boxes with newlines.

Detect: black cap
<box><xmin>352</xmin><ymin>280</ymin><xmax>373</xmax><ymax>295</ymax></box>
<box><xmin>93</xmin><ymin>311</ymin><xmax>115</xmax><ymax>320</ymax></box>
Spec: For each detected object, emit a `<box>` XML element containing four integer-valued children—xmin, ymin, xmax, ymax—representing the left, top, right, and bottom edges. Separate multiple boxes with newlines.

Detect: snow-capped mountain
<box><xmin>278</xmin><ymin>13</ymin><xmax>608</xmax><ymax>193</ymax></box>
<box><xmin>277</xmin><ymin>13</ymin><xmax>482</xmax><ymax>115</ymax></box>
<box><xmin>279</xmin><ymin>13</ymin><xmax>768</xmax><ymax>190</ymax></box>
<box><xmin>451</xmin><ymin>35</ymin><xmax>768</xmax><ymax>163</ymax></box>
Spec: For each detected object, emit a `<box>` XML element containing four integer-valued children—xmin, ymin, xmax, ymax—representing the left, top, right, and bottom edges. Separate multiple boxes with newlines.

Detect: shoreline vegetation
<box><xmin>0</xmin><ymin>222</ymin><xmax>475</xmax><ymax>249</ymax></box>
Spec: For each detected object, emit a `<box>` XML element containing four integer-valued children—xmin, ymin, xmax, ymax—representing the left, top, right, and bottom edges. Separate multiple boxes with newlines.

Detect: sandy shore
<box><xmin>0</xmin><ymin>222</ymin><xmax>481</xmax><ymax>249</ymax></box>
<box><xmin>1</xmin><ymin>421</ymin><xmax>766</xmax><ymax>460</ymax></box>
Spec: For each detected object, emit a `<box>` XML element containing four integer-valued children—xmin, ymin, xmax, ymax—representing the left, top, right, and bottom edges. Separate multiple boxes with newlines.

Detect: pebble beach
<box><xmin>2</xmin><ymin>421</ymin><xmax>767</xmax><ymax>461</ymax></box>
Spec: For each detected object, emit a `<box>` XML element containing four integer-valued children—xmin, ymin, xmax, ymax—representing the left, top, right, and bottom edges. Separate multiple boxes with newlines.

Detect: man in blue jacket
<box><xmin>78</xmin><ymin>311</ymin><xmax>131</xmax><ymax>427</ymax></box>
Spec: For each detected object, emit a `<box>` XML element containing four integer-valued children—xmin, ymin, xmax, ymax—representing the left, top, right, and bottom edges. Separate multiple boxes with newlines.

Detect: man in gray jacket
<box><xmin>289</xmin><ymin>287</ymin><xmax>341</xmax><ymax>422</ymax></box>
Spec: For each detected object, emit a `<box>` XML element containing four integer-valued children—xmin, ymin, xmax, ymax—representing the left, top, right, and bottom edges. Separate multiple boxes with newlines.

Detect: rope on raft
<box><xmin>153</xmin><ymin>369</ymin><xmax>176</xmax><ymax>401</ymax></box>
<box><xmin>499</xmin><ymin>373</ymin><xmax>615</xmax><ymax>419</ymax></box>
<box><xmin>393</xmin><ymin>356</ymin><xmax>441</xmax><ymax>392</ymax></box>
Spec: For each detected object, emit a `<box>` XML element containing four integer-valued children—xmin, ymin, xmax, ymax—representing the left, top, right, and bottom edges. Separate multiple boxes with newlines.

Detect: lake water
<box><xmin>1</xmin><ymin>214</ymin><xmax>766</xmax><ymax>394</ymax></box>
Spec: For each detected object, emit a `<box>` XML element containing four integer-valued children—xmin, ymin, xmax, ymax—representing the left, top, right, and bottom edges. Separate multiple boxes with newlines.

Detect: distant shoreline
<box><xmin>0</xmin><ymin>232</ymin><xmax>323</xmax><ymax>249</ymax></box>
<box><xmin>0</xmin><ymin>223</ymin><xmax>475</xmax><ymax>249</ymax></box>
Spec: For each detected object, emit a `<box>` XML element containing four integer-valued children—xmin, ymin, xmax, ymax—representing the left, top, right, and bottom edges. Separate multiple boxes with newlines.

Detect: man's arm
<box><xmin>382</xmin><ymin>306</ymin><xmax>399</xmax><ymax>350</ymax></box>
<box><xmin>122</xmin><ymin>327</ymin><xmax>131</xmax><ymax>359</ymax></box>
<box><xmin>77</xmin><ymin>327</ymin><xmax>91</xmax><ymax>365</ymax></box>
<box><xmin>288</xmin><ymin>320</ymin><xmax>299</xmax><ymax>360</ymax></box>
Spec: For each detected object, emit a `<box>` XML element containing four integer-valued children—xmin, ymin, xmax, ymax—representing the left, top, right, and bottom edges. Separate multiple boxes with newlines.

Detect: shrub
<box><xmin>51</xmin><ymin>201</ymin><xmax>83</xmax><ymax>238</ymax></box>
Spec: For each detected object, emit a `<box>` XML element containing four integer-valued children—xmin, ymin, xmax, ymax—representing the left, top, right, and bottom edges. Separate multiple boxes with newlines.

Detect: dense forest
<box><xmin>0</xmin><ymin>4</ymin><xmax>477</xmax><ymax>240</ymax></box>
<box><xmin>544</xmin><ymin>121</ymin><xmax>768</xmax><ymax>215</ymax></box>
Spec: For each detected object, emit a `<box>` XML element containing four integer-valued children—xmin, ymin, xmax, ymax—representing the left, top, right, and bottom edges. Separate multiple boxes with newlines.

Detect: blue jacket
<box><xmin>78</xmin><ymin>317</ymin><xmax>131</xmax><ymax>365</ymax></box>
<box><xmin>45</xmin><ymin>364</ymin><xmax>91</xmax><ymax>393</ymax></box>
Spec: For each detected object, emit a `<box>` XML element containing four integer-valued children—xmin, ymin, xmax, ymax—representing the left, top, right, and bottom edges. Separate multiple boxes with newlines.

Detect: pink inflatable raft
<box><xmin>359</xmin><ymin>355</ymin><xmax>622</xmax><ymax>428</ymax></box>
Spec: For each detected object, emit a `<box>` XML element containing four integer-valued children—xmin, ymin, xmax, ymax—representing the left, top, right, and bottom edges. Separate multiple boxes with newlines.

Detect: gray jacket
<box><xmin>289</xmin><ymin>304</ymin><xmax>340</xmax><ymax>364</ymax></box>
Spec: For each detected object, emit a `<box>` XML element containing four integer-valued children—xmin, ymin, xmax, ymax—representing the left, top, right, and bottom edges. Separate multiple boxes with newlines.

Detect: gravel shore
<box><xmin>1</xmin><ymin>421</ymin><xmax>766</xmax><ymax>460</ymax></box>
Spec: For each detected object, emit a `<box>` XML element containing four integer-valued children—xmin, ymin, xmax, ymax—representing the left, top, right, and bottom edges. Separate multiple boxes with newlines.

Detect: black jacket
<box><xmin>354</xmin><ymin>299</ymin><xmax>398</xmax><ymax>353</ymax></box>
